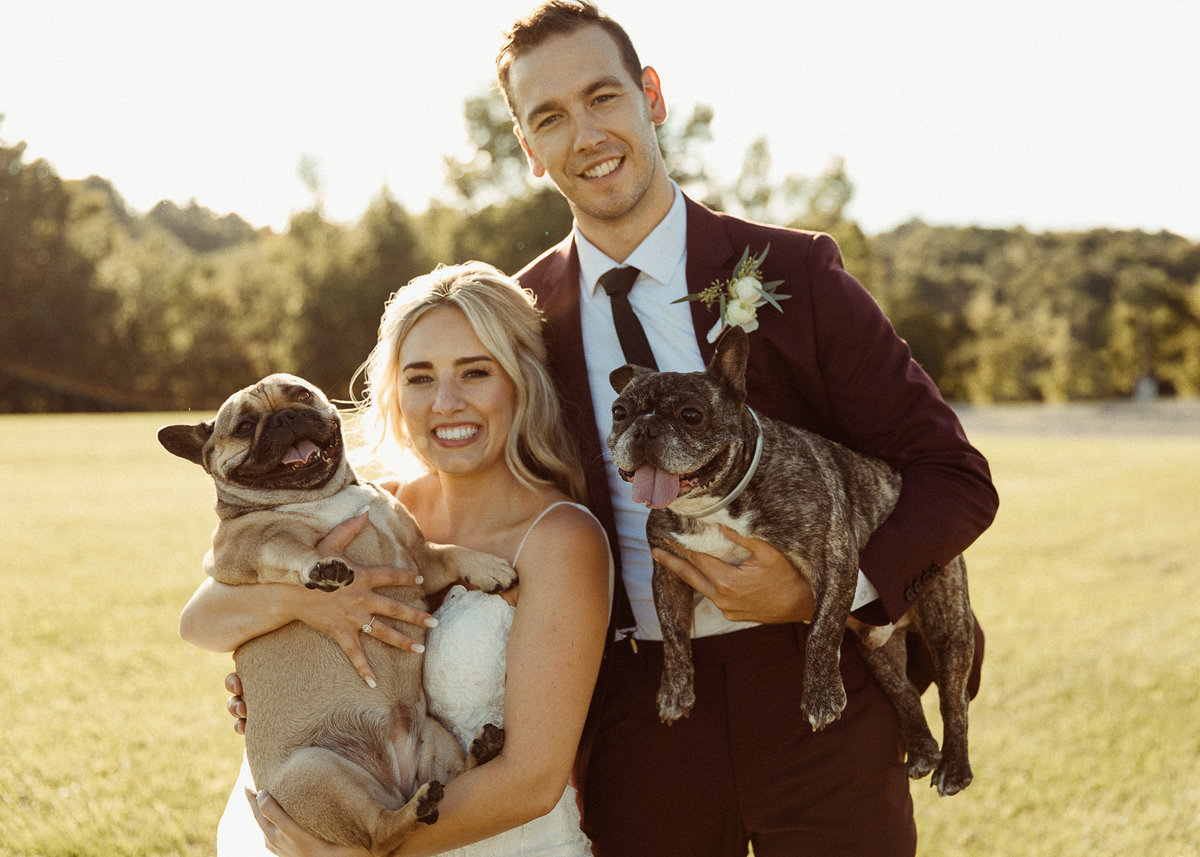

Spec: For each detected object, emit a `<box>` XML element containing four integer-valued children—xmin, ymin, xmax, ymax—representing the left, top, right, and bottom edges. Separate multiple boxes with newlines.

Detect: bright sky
<box><xmin>4</xmin><ymin>0</ymin><xmax>1197</xmax><ymax>239</ymax></box>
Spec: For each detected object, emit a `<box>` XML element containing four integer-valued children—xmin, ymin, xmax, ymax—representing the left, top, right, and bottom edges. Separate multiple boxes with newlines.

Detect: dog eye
<box><xmin>612</xmin><ymin>403</ymin><xmax>628</xmax><ymax>422</ymax></box>
<box><xmin>233</xmin><ymin>420</ymin><xmax>255</xmax><ymax>437</ymax></box>
<box><xmin>680</xmin><ymin>408</ymin><xmax>703</xmax><ymax>426</ymax></box>
<box><xmin>293</xmin><ymin>388</ymin><xmax>313</xmax><ymax>402</ymax></box>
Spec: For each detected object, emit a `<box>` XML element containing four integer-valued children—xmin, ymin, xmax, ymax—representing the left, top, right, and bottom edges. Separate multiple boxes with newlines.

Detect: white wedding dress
<box><xmin>216</xmin><ymin>501</ymin><xmax>596</xmax><ymax>857</ymax></box>
<box><xmin>422</xmin><ymin>583</ymin><xmax>593</xmax><ymax>857</ymax></box>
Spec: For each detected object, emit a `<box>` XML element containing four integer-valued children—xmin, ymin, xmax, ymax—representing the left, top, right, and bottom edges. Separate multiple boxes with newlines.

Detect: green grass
<box><xmin>2</xmin><ymin>413</ymin><xmax>1198</xmax><ymax>856</ymax></box>
<box><xmin>909</xmin><ymin>432</ymin><xmax>1200</xmax><ymax>856</ymax></box>
<box><xmin>1</xmin><ymin>413</ymin><xmax>242</xmax><ymax>857</ymax></box>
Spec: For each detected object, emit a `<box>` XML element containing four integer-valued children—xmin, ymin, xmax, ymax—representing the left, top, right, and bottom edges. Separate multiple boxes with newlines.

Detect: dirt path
<box><xmin>953</xmin><ymin>399</ymin><xmax>1200</xmax><ymax>437</ymax></box>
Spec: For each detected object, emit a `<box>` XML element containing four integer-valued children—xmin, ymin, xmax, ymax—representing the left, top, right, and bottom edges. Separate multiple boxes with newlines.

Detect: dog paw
<box><xmin>905</xmin><ymin>739</ymin><xmax>942</xmax><ymax>781</ymax></box>
<box><xmin>802</xmin><ymin>685</ymin><xmax>847</xmax><ymax>732</ymax></box>
<box><xmin>469</xmin><ymin>723</ymin><xmax>505</xmax><ymax>765</ymax></box>
<box><xmin>464</xmin><ymin>554</ymin><xmax>518</xmax><ymax>595</ymax></box>
<box><xmin>304</xmin><ymin>558</ymin><xmax>354</xmax><ymax>591</ymax></box>
<box><xmin>656</xmin><ymin>686</ymin><xmax>696</xmax><ymax>725</ymax></box>
<box><xmin>932</xmin><ymin>755</ymin><xmax>973</xmax><ymax>797</ymax></box>
<box><xmin>416</xmin><ymin>780</ymin><xmax>444</xmax><ymax>825</ymax></box>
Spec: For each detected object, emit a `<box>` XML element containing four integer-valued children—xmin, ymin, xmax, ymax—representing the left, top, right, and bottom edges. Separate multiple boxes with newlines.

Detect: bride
<box><xmin>180</xmin><ymin>262</ymin><xmax>612</xmax><ymax>857</ymax></box>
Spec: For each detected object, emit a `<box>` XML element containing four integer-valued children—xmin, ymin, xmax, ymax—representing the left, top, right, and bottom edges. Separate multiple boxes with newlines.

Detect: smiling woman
<box><xmin>353</xmin><ymin>261</ymin><xmax>585</xmax><ymax>503</ymax></box>
<box><xmin>395</xmin><ymin>308</ymin><xmax>518</xmax><ymax>479</ymax></box>
<box><xmin>178</xmin><ymin>259</ymin><xmax>613</xmax><ymax>857</ymax></box>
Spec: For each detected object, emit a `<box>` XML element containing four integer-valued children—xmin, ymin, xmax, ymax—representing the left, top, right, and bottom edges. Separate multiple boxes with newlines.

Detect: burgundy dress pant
<box><xmin>580</xmin><ymin>623</ymin><xmax>918</xmax><ymax>857</ymax></box>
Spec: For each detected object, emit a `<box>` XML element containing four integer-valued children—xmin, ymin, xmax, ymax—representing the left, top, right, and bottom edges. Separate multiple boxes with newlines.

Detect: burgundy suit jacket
<box><xmin>516</xmin><ymin>195</ymin><xmax>998</xmax><ymax>627</ymax></box>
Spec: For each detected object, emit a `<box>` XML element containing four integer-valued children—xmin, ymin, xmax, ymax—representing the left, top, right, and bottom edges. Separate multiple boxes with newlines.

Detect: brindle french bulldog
<box><xmin>159</xmin><ymin>373</ymin><xmax>517</xmax><ymax>852</ymax></box>
<box><xmin>606</xmin><ymin>328</ymin><xmax>975</xmax><ymax>796</ymax></box>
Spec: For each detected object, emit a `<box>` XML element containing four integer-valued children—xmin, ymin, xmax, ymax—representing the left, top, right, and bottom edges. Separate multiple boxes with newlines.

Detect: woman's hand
<box><xmin>302</xmin><ymin>512</ymin><xmax>439</xmax><ymax>687</ymax></box>
<box><xmin>247</xmin><ymin>789</ymin><xmax>368</xmax><ymax>857</ymax></box>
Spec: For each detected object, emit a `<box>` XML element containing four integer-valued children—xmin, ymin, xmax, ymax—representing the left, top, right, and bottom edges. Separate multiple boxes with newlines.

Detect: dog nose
<box><xmin>633</xmin><ymin>419</ymin><xmax>660</xmax><ymax>439</ymax></box>
<box><xmin>272</xmin><ymin>409</ymin><xmax>300</xmax><ymax>428</ymax></box>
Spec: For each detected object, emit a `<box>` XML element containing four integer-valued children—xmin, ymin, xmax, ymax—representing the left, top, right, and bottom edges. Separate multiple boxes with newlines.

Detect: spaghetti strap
<box><xmin>512</xmin><ymin>501</ymin><xmax>593</xmax><ymax>567</ymax></box>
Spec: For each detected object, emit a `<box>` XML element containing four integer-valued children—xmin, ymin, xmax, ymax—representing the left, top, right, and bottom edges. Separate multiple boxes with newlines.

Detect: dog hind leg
<box><xmin>856</xmin><ymin>630</ymin><xmax>942</xmax><ymax>780</ymax></box>
<box><xmin>413</xmin><ymin>716</ymin><xmax>472</xmax><ymax>785</ymax></box>
<box><xmin>917</xmin><ymin>555</ymin><xmax>975</xmax><ymax>796</ymax></box>
<box><xmin>270</xmin><ymin>746</ymin><xmax>443</xmax><ymax>855</ymax></box>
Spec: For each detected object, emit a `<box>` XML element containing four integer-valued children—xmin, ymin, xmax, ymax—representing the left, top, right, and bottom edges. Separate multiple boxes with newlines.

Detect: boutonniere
<box><xmin>674</xmin><ymin>244</ymin><xmax>789</xmax><ymax>342</ymax></box>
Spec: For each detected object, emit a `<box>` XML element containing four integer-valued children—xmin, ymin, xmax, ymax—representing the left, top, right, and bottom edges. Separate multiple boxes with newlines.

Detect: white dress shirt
<box><xmin>574</xmin><ymin>184</ymin><xmax>878</xmax><ymax>639</ymax></box>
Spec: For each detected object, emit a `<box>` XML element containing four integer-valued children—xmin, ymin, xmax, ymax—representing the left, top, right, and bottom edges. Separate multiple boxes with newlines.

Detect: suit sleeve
<box><xmin>805</xmin><ymin>233</ymin><xmax>998</xmax><ymax>623</ymax></box>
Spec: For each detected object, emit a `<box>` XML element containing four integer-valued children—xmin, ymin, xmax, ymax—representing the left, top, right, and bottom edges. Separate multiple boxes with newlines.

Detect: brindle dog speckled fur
<box><xmin>607</xmin><ymin>328</ymin><xmax>975</xmax><ymax>796</ymax></box>
<box><xmin>159</xmin><ymin>374</ymin><xmax>516</xmax><ymax>852</ymax></box>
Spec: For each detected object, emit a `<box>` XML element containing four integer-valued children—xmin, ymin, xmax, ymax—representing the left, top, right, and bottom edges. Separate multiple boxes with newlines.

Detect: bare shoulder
<box><xmin>518</xmin><ymin>502</ymin><xmax>610</xmax><ymax>576</ymax></box>
<box><xmin>538</xmin><ymin>501</ymin><xmax>607</xmax><ymax>544</ymax></box>
<box><xmin>395</xmin><ymin>473</ymin><xmax>436</xmax><ymax>509</ymax></box>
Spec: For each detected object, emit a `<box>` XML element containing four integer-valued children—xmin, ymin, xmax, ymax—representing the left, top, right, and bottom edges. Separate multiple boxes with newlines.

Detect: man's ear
<box><xmin>642</xmin><ymin>66</ymin><xmax>668</xmax><ymax>126</ymax></box>
<box><xmin>513</xmin><ymin>123</ymin><xmax>546</xmax><ymax>178</ymax></box>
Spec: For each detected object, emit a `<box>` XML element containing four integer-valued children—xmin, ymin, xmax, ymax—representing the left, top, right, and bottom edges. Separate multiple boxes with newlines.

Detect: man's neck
<box><xmin>573</xmin><ymin>173</ymin><xmax>676</xmax><ymax>263</ymax></box>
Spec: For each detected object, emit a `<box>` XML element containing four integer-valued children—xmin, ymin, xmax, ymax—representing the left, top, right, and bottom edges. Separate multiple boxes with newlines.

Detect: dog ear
<box><xmin>157</xmin><ymin>422</ymin><xmax>214</xmax><ymax>467</ymax></box>
<box><xmin>708</xmin><ymin>327</ymin><xmax>749</xmax><ymax>397</ymax></box>
<box><xmin>609</xmin><ymin>364</ymin><xmax>653</xmax><ymax>394</ymax></box>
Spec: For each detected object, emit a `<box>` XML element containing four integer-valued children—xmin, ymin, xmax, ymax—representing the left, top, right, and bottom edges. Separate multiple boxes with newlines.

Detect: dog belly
<box><xmin>236</xmin><ymin>623</ymin><xmax>420</xmax><ymax>786</ymax></box>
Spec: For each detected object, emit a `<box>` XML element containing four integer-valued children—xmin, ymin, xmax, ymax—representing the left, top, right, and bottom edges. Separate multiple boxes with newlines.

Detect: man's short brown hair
<box><xmin>496</xmin><ymin>1</ymin><xmax>644</xmax><ymax>119</ymax></box>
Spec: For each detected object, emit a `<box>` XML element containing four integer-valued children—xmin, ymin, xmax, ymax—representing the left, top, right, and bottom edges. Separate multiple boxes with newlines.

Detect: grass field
<box><xmin>1</xmin><ymin>410</ymin><xmax>1198</xmax><ymax>856</ymax></box>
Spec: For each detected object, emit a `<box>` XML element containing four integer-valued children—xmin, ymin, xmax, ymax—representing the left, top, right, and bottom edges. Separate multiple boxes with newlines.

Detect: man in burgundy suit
<box><xmin>497</xmin><ymin>3</ymin><xmax>998</xmax><ymax>855</ymax></box>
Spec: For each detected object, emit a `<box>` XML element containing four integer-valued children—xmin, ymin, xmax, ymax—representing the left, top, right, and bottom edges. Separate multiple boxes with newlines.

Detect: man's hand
<box><xmin>652</xmin><ymin>525</ymin><xmax>814</xmax><ymax>624</ymax></box>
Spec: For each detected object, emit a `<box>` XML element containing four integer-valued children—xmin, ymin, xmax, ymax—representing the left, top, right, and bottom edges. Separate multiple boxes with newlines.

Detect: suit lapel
<box><xmin>683</xmin><ymin>197</ymin><xmax>738</xmax><ymax>363</ymax></box>
<box><xmin>524</xmin><ymin>240</ymin><xmax>614</xmax><ymax>523</ymax></box>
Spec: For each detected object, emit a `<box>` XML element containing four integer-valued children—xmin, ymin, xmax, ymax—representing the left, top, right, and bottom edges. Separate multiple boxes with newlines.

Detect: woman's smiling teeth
<box><xmin>435</xmin><ymin>424</ymin><xmax>479</xmax><ymax>442</ymax></box>
<box><xmin>582</xmin><ymin>158</ymin><xmax>622</xmax><ymax>179</ymax></box>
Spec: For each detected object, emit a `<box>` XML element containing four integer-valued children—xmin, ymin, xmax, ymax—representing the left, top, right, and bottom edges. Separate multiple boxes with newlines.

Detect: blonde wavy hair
<box><xmin>351</xmin><ymin>261</ymin><xmax>585</xmax><ymax>502</ymax></box>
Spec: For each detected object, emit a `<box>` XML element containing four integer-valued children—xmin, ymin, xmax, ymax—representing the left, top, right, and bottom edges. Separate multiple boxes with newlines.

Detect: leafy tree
<box><xmin>289</xmin><ymin>192</ymin><xmax>434</xmax><ymax>399</ymax></box>
<box><xmin>0</xmin><ymin>133</ymin><xmax>117</xmax><ymax>410</ymax></box>
<box><xmin>146</xmin><ymin>199</ymin><xmax>261</xmax><ymax>253</ymax></box>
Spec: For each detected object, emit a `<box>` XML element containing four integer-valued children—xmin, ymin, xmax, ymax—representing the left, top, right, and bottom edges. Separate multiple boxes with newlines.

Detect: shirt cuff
<box><xmin>851</xmin><ymin>569</ymin><xmax>880</xmax><ymax>612</ymax></box>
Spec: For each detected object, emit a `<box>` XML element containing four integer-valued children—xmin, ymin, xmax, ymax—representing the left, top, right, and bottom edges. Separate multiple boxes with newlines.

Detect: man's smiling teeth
<box><xmin>435</xmin><ymin>425</ymin><xmax>478</xmax><ymax>441</ymax></box>
<box><xmin>583</xmin><ymin>158</ymin><xmax>621</xmax><ymax>179</ymax></box>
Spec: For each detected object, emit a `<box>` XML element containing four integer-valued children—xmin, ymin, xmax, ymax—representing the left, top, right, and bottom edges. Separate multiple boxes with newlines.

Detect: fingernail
<box><xmin>414</xmin><ymin>575</ymin><xmax>424</xmax><ymax>585</ymax></box>
<box><xmin>355</xmin><ymin>505</ymin><xmax>370</xmax><ymax>517</ymax></box>
<box><xmin>423</xmin><ymin>617</ymin><xmax>439</xmax><ymax>628</ymax></box>
<box><xmin>257</xmin><ymin>789</ymin><xmax>268</xmax><ymax>802</ymax></box>
<box><xmin>412</xmin><ymin>643</ymin><xmax>426</xmax><ymax>654</ymax></box>
<box><xmin>365</xmin><ymin>676</ymin><xmax>377</xmax><ymax>689</ymax></box>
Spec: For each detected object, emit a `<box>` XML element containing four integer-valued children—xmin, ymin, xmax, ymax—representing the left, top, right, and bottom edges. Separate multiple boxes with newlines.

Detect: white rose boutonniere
<box><xmin>675</xmin><ymin>244</ymin><xmax>789</xmax><ymax>342</ymax></box>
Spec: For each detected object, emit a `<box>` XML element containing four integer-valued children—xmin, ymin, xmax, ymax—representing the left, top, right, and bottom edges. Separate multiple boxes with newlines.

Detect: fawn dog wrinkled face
<box><xmin>158</xmin><ymin>373</ymin><xmax>347</xmax><ymax>508</ymax></box>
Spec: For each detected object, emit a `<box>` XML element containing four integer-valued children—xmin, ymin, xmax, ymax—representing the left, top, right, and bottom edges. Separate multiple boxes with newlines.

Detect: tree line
<box><xmin>2</xmin><ymin>99</ymin><xmax>1198</xmax><ymax>413</ymax></box>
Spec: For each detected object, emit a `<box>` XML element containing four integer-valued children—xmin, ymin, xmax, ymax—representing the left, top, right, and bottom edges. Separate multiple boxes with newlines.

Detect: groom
<box><xmin>498</xmin><ymin>3</ymin><xmax>998</xmax><ymax>856</ymax></box>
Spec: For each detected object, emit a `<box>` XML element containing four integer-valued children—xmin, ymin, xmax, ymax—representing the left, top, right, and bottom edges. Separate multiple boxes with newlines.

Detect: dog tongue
<box><xmin>632</xmin><ymin>464</ymin><xmax>682</xmax><ymax>509</ymax></box>
<box><xmin>283</xmin><ymin>439</ymin><xmax>321</xmax><ymax>465</ymax></box>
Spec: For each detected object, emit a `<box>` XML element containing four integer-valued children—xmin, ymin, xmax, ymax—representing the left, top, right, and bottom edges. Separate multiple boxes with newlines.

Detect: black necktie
<box><xmin>599</xmin><ymin>266</ymin><xmax>658</xmax><ymax>370</ymax></box>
